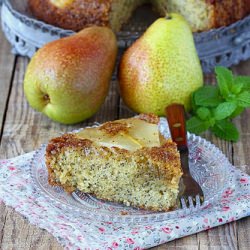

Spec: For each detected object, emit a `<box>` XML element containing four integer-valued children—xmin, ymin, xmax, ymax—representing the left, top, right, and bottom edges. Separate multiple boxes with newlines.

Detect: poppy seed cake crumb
<box><xmin>46</xmin><ymin>114</ymin><xmax>182</xmax><ymax>211</ymax></box>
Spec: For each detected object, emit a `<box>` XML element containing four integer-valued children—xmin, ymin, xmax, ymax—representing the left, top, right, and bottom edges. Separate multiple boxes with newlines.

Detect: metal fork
<box><xmin>166</xmin><ymin>104</ymin><xmax>204</xmax><ymax>209</ymax></box>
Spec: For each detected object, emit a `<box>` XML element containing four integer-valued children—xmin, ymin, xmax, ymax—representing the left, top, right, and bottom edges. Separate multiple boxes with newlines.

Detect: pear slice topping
<box><xmin>118</xmin><ymin>118</ymin><xmax>160</xmax><ymax>147</ymax></box>
<box><xmin>76</xmin><ymin>127</ymin><xmax>142</xmax><ymax>151</ymax></box>
<box><xmin>76</xmin><ymin>117</ymin><xmax>161</xmax><ymax>151</ymax></box>
<box><xmin>50</xmin><ymin>0</ymin><xmax>74</xmax><ymax>8</ymax></box>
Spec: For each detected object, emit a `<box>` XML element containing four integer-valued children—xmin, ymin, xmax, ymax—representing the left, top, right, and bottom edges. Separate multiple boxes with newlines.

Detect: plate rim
<box><xmin>29</xmin><ymin>124</ymin><xmax>235</xmax><ymax>224</ymax></box>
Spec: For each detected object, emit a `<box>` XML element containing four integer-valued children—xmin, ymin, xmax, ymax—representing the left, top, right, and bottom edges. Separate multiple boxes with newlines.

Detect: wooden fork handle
<box><xmin>165</xmin><ymin>104</ymin><xmax>188</xmax><ymax>149</ymax></box>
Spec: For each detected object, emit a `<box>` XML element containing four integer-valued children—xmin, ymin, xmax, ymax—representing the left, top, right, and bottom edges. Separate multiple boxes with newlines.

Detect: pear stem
<box><xmin>165</xmin><ymin>14</ymin><xmax>172</xmax><ymax>20</ymax></box>
<box><xmin>43</xmin><ymin>94</ymin><xmax>50</xmax><ymax>103</ymax></box>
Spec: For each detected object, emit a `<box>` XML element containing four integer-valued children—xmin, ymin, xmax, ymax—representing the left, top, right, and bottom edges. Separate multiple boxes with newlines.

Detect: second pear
<box><xmin>119</xmin><ymin>13</ymin><xmax>203</xmax><ymax>115</ymax></box>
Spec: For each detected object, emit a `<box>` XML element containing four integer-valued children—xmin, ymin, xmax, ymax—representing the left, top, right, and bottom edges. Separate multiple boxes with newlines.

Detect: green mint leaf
<box><xmin>215</xmin><ymin>66</ymin><xmax>232</xmax><ymax>99</ymax></box>
<box><xmin>229</xmin><ymin>106</ymin><xmax>244</xmax><ymax>118</ymax></box>
<box><xmin>194</xmin><ymin>86</ymin><xmax>222</xmax><ymax>107</ymax></box>
<box><xmin>231</xmin><ymin>82</ymin><xmax>243</xmax><ymax>94</ymax></box>
<box><xmin>208</xmin><ymin>117</ymin><xmax>216</xmax><ymax>127</ymax></box>
<box><xmin>236</xmin><ymin>91</ymin><xmax>250</xmax><ymax>107</ymax></box>
<box><xmin>226</xmin><ymin>94</ymin><xmax>237</xmax><ymax>102</ymax></box>
<box><xmin>186</xmin><ymin>116</ymin><xmax>210</xmax><ymax>134</ymax></box>
<box><xmin>213</xmin><ymin>102</ymin><xmax>237</xmax><ymax>120</ymax></box>
<box><xmin>234</xmin><ymin>76</ymin><xmax>250</xmax><ymax>91</ymax></box>
<box><xmin>211</xmin><ymin>120</ymin><xmax>239</xmax><ymax>142</ymax></box>
<box><xmin>196</xmin><ymin>107</ymin><xmax>211</xmax><ymax>120</ymax></box>
<box><xmin>191</xmin><ymin>92</ymin><xmax>198</xmax><ymax>112</ymax></box>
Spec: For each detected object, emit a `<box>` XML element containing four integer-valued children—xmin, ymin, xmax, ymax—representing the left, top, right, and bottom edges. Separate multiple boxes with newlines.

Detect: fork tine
<box><xmin>180</xmin><ymin>195</ymin><xmax>204</xmax><ymax>209</ymax></box>
<box><xmin>186</xmin><ymin>196</ymin><xmax>191</xmax><ymax>208</ymax></box>
<box><xmin>200</xmin><ymin>195</ymin><xmax>204</xmax><ymax>205</ymax></box>
<box><xmin>180</xmin><ymin>197</ymin><xmax>187</xmax><ymax>209</ymax></box>
<box><xmin>189</xmin><ymin>196</ymin><xmax>196</xmax><ymax>208</ymax></box>
<box><xmin>187</xmin><ymin>196</ymin><xmax>194</xmax><ymax>208</ymax></box>
<box><xmin>180</xmin><ymin>196</ymin><xmax>193</xmax><ymax>209</ymax></box>
<box><xmin>195</xmin><ymin>195</ymin><xmax>201</xmax><ymax>207</ymax></box>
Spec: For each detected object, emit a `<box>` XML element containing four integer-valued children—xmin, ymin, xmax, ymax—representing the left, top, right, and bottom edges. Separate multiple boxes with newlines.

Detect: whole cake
<box><xmin>46</xmin><ymin>114</ymin><xmax>182</xmax><ymax>211</ymax></box>
<box><xmin>28</xmin><ymin>0</ymin><xmax>250</xmax><ymax>32</ymax></box>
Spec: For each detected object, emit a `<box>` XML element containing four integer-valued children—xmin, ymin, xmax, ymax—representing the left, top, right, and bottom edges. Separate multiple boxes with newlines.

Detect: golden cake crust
<box><xmin>207</xmin><ymin>0</ymin><xmax>250</xmax><ymax>29</ymax></box>
<box><xmin>28</xmin><ymin>0</ymin><xmax>250</xmax><ymax>32</ymax></box>
<box><xmin>28</xmin><ymin>0</ymin><xmax>113</xmax><ymax>31</ymax></box>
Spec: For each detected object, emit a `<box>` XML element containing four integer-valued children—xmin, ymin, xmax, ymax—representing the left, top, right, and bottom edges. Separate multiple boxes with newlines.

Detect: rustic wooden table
<box><xmin>0</xmin><ymin>26</ymin><xmax>249</xmax><ymax>249</ymax></box>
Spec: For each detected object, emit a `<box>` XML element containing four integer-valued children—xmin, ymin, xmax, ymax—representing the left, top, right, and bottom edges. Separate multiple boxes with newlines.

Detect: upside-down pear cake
<box><xmin>46</xmin><ymin>114</ymin><xmax>182</xmax><ymax>211</ymax></box>
<box><xmin>28</xmin><ymin>0</ymin><xmax>250</xmax><ymax>32</ymax></box>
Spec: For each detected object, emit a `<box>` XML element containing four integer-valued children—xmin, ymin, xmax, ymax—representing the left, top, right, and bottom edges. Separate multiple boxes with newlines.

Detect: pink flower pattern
<box><xmin>131</xmin><ymin>230</ymin><xmax>139</xmax><ymax>235</ymax></box>
<box><xmin>0</xmin><ymin>151</ymin><xmax>249</xmax><ymax>249</ymax></box>
<box><xmin>204</xmin><ymin>218</ymin><xmax>209</xmax><ymax>223</ymax></box>
<box><xmin>240</xmin><ymin>178</ymin><xmax>248</xmax><ymax>184</ymax></box>
<box><xmin>112</xmin><ymin>241</ymin><xmax>119</xmax><ymax>248</ymax></box>
<box><xmin>162</xmin><ymin>227</ymin><xmax>172</xmax><ymax>234</ymax></box>
<box><xmin>126</xmin><ymin>238</ymin><xmax>135</xmax><ymax>244</ymax></box>
<box><xmin>222</xmin><ymin>206</ymin><xmax>230</xmax><ymax>211</ymax></box>
<box><xmin>8</xmin><ymin>166</ymin><xmax>16</xmax><ymax>171</ymax></box>
<box><xmin>98</xmin><ymin>227</ymin><xmax>105</xmax><ymax>233</ymax></box>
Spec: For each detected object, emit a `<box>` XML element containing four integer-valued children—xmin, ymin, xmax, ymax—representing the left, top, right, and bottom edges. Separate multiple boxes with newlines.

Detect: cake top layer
<box><xmin>76</xmin><ymin>114</ymin><xmax>163</xmax><ymax>151</ymax></box>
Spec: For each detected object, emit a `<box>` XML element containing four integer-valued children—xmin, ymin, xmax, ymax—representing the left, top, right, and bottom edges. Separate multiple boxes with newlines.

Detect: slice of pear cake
<box><xmin>46</xmin><ymin>114</ymin><xmax>182</xmax><ymax>211</ymax></box>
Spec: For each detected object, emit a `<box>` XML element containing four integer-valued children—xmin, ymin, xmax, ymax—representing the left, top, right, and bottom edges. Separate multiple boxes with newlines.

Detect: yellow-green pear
<box><xmin>24</xmin><ymin>26</ymin><xmax>117</xmax><ymax>124</ymax></box>
<box><xmin>119</xmin><ymin>13</ymin><xmax>203</xmax><ymax>115</ymax></box>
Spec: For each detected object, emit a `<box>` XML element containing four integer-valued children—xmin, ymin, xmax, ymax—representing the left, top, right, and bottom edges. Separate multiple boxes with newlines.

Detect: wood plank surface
<box><xmin>231</xmin><ymin>61</ymin><xmax>250</xmax><ymax>250</ymax></box>
<box><xmin>0</xmin><ymin>56</ymin><xmax>63</xmax><ymax>249</ymax></box>
<box><xmin>0</xmin><ymin>28</ymin><xmax>16</xmax><ymax>135</ymax></box>
<box><xmin>0</xmin><ymin>24</ymin><xmax>249</xmax><ymax>250</ymax></box>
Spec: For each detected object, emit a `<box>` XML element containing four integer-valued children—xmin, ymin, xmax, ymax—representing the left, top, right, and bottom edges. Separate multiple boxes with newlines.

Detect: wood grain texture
<box><xmin>231</xmin><ymin>62</ymin><xmax>250</xmax><ymax>250</ymax></box>
<box><xmin>0</xmin><ymin>30</ymin><xmax>249</xmax><ymax>250</ymax></box>
<box><xmin>0</xmin><ymin>55</ymin><xmax>63</xmax><ymax>249</ymax></box>
<box><xmin>0</xmin><ymin>28</ymin><xmax>16</xmax><ymax>134</ymax></box>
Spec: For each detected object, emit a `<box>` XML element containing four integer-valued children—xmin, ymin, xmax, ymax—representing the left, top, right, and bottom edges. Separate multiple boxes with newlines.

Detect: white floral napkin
<box><xmin>0</xmin><ymin>151</ymin><xmax>249</xmax><ymax>249</ymax></box>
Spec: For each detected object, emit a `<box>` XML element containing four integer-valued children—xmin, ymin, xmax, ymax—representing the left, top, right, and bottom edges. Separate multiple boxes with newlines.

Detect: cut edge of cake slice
<box><xmin>45</xmin><ymin>114</ymin><xmax>182</xmax><ymax>211</ymax></box>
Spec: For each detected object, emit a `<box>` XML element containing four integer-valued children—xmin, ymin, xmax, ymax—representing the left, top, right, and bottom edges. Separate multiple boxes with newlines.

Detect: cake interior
<box><xmin>167</xmin><ymin>0</ymin><xmax>212</xmax><ymax>31</ymax></box>
<box><xmin>100</xmin><ymin>0</ymin><xmax>214</xmax><ymax>32</ymax></box>
<box><xmin>51</xmin><ymin>142</ymin><xmax>180</xmax><ymax>210</ymax></box>
<box><xmin>109</xmin><ymin>0</ymin><xmax>145</xmax><ymax>32</ymax></box>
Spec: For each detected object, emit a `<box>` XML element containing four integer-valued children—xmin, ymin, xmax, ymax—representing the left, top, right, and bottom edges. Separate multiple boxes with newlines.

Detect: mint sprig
<box><xmin>187</xmin><ymin>66</ymin><xmax>250</xmax><ymax>142</ymax></box>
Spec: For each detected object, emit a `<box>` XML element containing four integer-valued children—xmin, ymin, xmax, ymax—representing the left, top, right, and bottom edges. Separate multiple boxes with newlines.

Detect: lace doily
<box><xmin>0</xmin><ymin>150</ymin><xmax>249</xmax><ymax>249</ymax></box>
